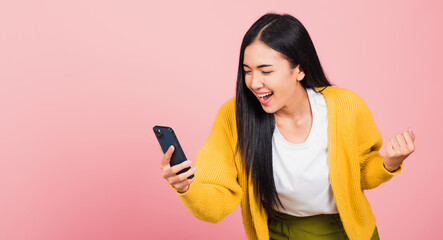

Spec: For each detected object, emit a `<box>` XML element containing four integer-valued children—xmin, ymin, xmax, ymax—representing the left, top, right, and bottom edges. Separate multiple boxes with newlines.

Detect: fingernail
<box><xmin>193</xmin><ymin>167</ymin><xmax>197</xmax><ymax>172</ymax></box>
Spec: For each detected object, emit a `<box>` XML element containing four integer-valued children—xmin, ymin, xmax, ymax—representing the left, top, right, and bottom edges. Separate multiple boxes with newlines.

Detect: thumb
<box><xmin>160</xmin><ymin>145</ymin><xmax>175</xmax><ymax>169</ymax></box>
<box><xmin>408</xmin><ymin>128</ymin><xmax>415</xmax><ymax>141</ymax></box>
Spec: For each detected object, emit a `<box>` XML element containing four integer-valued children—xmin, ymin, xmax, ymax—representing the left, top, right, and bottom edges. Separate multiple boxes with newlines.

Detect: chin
<box><xmin>261</xmin><ymin>105</ymin><xmax>278</xmax><ymax>114</ymax></box>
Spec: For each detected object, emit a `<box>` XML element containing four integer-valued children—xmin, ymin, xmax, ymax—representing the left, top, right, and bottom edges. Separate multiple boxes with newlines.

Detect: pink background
<box><xmin>0</xmin><ymin>0</ymin><xmax>442</xmax><ymax>239</ymax></box>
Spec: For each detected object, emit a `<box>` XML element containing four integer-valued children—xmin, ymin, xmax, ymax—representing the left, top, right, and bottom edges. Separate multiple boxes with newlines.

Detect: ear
<box><xmin>295</xmin><ymin>65</ymin><xmax>305</xmax><ymax>81</ymax></box>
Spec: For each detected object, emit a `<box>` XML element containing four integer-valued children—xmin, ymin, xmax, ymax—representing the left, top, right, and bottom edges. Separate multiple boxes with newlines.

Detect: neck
<box><xmin>274</xmin><ymin>87</ymin><xmax>311</xmax><ymax>124</ymax></box>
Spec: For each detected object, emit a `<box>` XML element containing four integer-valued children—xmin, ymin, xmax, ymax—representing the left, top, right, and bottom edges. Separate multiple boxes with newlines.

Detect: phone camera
<box><xmin>155</xmin><ymin>130</ymin><xmax>163</xmax><ymax>139</ymax></box>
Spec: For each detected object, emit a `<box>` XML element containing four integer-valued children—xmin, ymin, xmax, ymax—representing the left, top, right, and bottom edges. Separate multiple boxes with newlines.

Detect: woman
<box><xmin>159</xmin><ymin>13</ymin><xmax>415</xmax><ymax>240</ymax></box>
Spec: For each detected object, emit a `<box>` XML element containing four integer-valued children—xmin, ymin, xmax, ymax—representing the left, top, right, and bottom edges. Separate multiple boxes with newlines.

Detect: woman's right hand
<box><xmin>160</xmin><ymin>145</ymin><xmax>197</xmax><ymax>193</ymax></box>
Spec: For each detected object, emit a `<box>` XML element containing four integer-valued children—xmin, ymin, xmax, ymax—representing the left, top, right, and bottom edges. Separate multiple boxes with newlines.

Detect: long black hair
<box><xmin>235</xmin><ymin>13</ymin><xmax>334</xmax><ymax>219</ymax></box>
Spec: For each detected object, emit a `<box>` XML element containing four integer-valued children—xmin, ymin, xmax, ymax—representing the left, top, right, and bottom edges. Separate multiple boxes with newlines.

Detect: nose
<box><xmin>250</xmin><ymin>74</ymin><xmax>265</xmax><ymax>90</ymax></box>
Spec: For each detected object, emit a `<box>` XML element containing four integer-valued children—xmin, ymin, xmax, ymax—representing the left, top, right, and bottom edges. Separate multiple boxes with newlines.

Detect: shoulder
<box><xmin>315</xmin><ymin>86</ymin><xmax>361</xmax><ymax>99</ymax></box>
<box><xmin>221</xmin><ymin>97</ymin><xmax>236</xmax><ymax>110</ymax></box>
<box><xmin>211</xmin><ymin>97</ymin><xmax>236</xmax><ymax>127</ymax></box>
<box><xmin>216</xmin><ymin>97</ymin><xmax>236</xmax><ymax>116</ymax></box>
<box><xmin>316</xmin><ymin>86</ymin><xmax>367</xmax><ymax>108</ymax></box>
<box><xmin>315</xmin><ymin>86</ymin><xmax>374</xmax><ymax>121</ymax></box>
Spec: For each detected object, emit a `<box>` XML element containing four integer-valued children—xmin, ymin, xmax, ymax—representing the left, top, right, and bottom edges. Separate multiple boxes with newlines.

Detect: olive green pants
<box><xmin>268</xmin><ymin>213</ymin><xmax>380</xmax><ymax>240</ymax></box>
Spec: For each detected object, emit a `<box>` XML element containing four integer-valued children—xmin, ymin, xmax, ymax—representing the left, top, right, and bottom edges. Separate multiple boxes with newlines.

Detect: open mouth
<box><xmin>257</xmin><ymin>92</ymin><xmax>273</xmax><ymax>104</ymax></box>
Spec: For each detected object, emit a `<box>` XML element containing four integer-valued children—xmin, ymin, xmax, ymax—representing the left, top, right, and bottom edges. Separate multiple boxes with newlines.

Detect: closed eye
<box><xmin>243</xmin><ymin>70</ymin><xmax>272</xmax><ymax>75</ymax></box>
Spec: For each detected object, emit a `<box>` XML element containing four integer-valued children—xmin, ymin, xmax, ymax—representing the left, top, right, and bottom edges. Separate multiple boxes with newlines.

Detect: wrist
<box><xmin>176</xmin><ymin>185</ymin><xmax>189</xmax><ymax>194</ymax></box>
<box><xmin>383</xmin><ymin>162</ymin><xmax>400</xmax><ymax>172</ymax></box>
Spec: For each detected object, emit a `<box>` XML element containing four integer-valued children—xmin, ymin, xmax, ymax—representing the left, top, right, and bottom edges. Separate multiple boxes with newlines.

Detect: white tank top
<box><xmin>272</xmin><ymin>88</ymin><xmax>338</xmax><ymax>216</ymax></box>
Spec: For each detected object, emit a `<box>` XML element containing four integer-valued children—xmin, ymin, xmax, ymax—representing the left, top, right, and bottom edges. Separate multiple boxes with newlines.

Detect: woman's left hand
<box><xmin>383</xmin><ymin>128</ymin><xmax>416</xmax><ymax>172</ymax></box>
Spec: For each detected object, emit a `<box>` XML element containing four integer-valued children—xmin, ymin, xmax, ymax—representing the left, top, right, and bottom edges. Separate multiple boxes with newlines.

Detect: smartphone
<box><xmin>153</xmin><ymin>125</ymin><xmax>194</xmax><ymax>179</ymax></box>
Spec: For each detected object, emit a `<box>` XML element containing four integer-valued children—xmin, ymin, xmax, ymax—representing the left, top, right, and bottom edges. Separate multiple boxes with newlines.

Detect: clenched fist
<box><xmin>383</xmin><ymin>128</ymin><xmax>416</xmax><ymax>172</ymax></box>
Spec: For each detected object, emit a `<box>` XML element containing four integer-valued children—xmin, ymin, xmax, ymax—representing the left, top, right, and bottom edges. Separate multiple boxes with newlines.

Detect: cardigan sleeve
<box><xmin>176</xmin><ymin>98</ymin><xmax>242</xmax><ymax>223</ymax></box>
<box><xmin>355</xmin><ymin>95</ymin><xmax>404</xmax><ymax>190</ymax></box>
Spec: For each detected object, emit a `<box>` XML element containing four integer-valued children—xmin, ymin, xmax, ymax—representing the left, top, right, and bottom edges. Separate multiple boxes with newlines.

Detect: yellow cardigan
<box><xmin>177</xmin><ymin>86</ymin><xmax>403</xmax><ymax>240</ymax></box>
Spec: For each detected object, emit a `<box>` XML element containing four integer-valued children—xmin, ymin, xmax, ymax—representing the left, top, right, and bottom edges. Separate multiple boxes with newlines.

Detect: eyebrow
<box><xmin>243</xmin><ymin>64</ymin><xmax>273</xmax><ymax>69</ymax></box>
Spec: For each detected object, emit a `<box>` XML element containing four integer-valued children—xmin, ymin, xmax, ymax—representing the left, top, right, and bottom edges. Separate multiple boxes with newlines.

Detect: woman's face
<box><xmin>243</xmin><ymin>40</ymin><xmax>305</xmax><ymax>114</ymax></box>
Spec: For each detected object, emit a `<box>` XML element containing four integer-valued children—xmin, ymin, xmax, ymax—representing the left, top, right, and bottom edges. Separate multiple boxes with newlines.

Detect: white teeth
<box><xmin>257</xmin><ymin>92</ymin><xmax>272</xmax><ymax>97</ymax></box>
